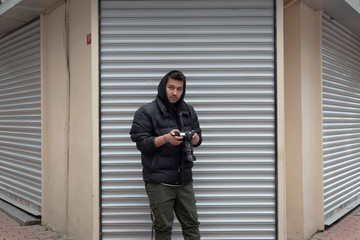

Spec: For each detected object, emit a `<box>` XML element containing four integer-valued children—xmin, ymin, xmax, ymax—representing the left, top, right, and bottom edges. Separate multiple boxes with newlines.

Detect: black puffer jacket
<box><xmin>129</xmin><ymin>71</ymin><xmax>202</xmax><ymax>185</ymax></box>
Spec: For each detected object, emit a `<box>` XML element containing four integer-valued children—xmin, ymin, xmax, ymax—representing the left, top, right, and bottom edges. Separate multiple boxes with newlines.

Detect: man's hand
<box><xmin>154</xmin><ymin>129</ymin><xmax>183</xmax><ymax>148</ymax></box>
<box><xmin>191</xmin><ymin>131</ymin><xmax>200</xmax><ymax>146</ymax></box>
<box><xmin>167</xmin><ymin>129</ymin><xmax>183</xmax><ymax>146</ymax></box>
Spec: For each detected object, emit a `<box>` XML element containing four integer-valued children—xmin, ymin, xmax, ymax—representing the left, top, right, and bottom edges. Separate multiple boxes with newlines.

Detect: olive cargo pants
<box><xmin>145</xmin><ymin>182</ymin><xmax>200</xmax><ymax>240</ymax></box>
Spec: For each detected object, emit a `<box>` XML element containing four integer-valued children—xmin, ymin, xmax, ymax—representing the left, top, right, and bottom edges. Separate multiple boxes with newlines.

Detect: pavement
<box><xmin>0</xmin><ymin>200</ymin><xmax>70</xmax><ymax>240</ymax></box>
<box><xmin>0</xmin><ymin>199</ymin><xmax>359</xmax><ymax>240</ymax></box>
<box><xmin>309</xmin><ymin>205</ymin><xmax>360</xmax><ymax>240</ymax></box>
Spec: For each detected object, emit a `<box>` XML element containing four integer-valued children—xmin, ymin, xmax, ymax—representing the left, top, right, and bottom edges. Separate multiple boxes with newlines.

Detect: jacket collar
<box><xmin>156</xmin><ymin>96</ymin><xmax>189</xmax><ymax>117</ymax></box>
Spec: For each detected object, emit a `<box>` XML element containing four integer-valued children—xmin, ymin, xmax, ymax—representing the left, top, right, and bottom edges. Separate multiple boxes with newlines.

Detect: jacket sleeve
<box><xmin>189</xmin><ymin>105</ymin><xmax>202</xmax><ymax>147</ymax></box>
<box><xmin>129</xmin><ymin>107</ymin><xmax>157</xmax><ymax>154</ymax></box>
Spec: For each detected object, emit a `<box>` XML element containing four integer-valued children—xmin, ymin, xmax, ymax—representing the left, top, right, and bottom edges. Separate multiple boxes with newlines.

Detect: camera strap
<box><xmin>178</xmin><ymin>101</ymin><xmax>195</xmax><ymax>130</ymax></box>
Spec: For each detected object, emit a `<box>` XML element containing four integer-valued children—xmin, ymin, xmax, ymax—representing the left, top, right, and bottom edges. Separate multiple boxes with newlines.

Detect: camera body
<box><xmin>174</xmin><ymin>131</ymin><xmax>196</xmax><ymax>162</ymax></box>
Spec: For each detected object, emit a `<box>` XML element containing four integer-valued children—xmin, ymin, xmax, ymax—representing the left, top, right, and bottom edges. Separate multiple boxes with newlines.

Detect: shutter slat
<box><xmin>322</xmin><ymin>14</ymin><xmax>360</xmax><ymax>225</ymax></box>
<box><xmin>100</xmin><ymin>1</ymin><xmax>276</xmax><ymax>239</ymax></box>
<box><xmin>0</xmin><ymin>19</ymin><xmax>41</xmax><ymax>216</ymax></box>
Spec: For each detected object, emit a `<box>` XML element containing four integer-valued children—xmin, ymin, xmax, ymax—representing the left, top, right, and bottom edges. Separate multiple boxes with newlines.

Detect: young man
<box><xmin>130</xmin><ymin>70</ymin><xmax>202</xmax><ymax>240</ymax></box>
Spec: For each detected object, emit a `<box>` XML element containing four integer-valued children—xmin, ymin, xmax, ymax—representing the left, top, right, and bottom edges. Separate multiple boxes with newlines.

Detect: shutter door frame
<box><xmin>322</xmin><ymin>13</ymin><xmax>360</xmax><ymax>225</ymax></box>
<box><xmin>0</xmin><ymin>19</ymin><xmax>42</xmax><ymax>216</ymax></box>
<box><xmin>100</xmin><ymin>1</ymin><xmax>277</xmax><ymax>239</ymax></box>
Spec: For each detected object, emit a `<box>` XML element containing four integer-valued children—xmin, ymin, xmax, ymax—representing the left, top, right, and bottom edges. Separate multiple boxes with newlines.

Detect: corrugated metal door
<box><xmin>0</xmin><ymin>19</ymin><xmax>41</xmax><ymax>215</ymax></box>
<box><xmin>322</xmin><ymin>14</ymin><xmax>360</xmax><ymax>225</ymax></box>
<box><xmin>100</xmin><ymin>1</ymin><xmax>276</xmax><ymax>239</ymax></box>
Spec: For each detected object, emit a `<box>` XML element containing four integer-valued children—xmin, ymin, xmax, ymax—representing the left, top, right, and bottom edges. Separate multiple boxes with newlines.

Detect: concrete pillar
<box><xmin>284</xmin><ymin>1</ymin><xmax>324</xmax><ymax>239</ymax></box>
<box><xmin>41</xmin><ymin>0</ymin><xmax>99</xmax><ymax>239</ymax></box>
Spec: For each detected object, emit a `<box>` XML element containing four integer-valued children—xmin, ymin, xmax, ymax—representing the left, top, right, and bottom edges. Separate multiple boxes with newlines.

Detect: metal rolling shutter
<box><xmin>0</xmin><ymin>19</ymin><xmax>41</xmax><ymax>215</ymax></box>
<box><xmin>100</xmin><ymin>1</ymin><xmax>276</xmax><ymax>239</ymax></box>
<box><xmin>322</xmin><ymin>14</ymin><xmax>360</xmax><ymax>225</ymax></box>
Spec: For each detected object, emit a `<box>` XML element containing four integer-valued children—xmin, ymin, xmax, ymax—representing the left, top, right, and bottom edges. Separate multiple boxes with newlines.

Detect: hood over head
<box><xmin>157</xmin><ymin>70</ymin><xmax>186</xmax><ymax>110</ymax></box>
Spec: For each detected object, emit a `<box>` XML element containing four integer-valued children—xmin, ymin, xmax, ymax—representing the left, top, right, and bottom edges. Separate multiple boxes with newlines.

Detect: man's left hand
<box><xmin>192</xmin><ymin>132</ymin><xmax>200</xmax><ymax>146</ymax></box>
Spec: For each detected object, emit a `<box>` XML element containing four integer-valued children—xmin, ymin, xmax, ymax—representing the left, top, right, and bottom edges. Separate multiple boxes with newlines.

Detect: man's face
<box><xmin>166</xmin><ymin>78</ymin><xmax>184</xmax><ymax>104</ymax></box>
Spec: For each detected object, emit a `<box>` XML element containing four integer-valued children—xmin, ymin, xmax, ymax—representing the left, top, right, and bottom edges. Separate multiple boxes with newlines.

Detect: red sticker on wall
<box><xmin>87</xmin><ymin>33</ymin><xmax>91</xmax><ymax>45</ymax></box>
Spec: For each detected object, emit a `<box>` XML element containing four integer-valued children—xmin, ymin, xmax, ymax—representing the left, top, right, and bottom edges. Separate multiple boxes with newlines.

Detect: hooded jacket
<box><xmin>129</xmin><ymin>71</ymin><xmax>202</xmax><ymax>185</ymax></box>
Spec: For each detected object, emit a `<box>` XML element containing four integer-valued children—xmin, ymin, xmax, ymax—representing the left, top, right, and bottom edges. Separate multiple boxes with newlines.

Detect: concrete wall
<box><xmin>284</xmin><ymin>1</ymin><xmax>323</xmax><ymax>239</ymax></box>
<box><xmin>41</xmin><ymin>3</ymin><xmax>68</xmax><ymax>232</ymax></box>
<box><xmin>276</xmin><ymin>0</ymin><xmax>287</xmax><ymax>239</ymax></box>
<box><xmin>300</xmin><ymin>3</ymin><xmax>323</xmax><ymax>237</ymax></box>
<box><xmin>41</xmin><ymin>0</ymin><xmax>99</xmax><ymax>239</ymax></box>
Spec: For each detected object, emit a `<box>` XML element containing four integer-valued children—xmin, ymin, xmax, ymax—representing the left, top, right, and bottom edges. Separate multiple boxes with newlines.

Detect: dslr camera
<box><xmin>174</xmin><ymin>131</ymin><xmax>197</xmax><ymax>162</ymax></box>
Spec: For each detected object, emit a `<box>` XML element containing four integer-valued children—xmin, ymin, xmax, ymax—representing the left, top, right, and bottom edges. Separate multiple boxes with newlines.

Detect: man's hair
<box><xmin>167</xmin><ymin>70</ymin><xmax>186</xmax><ymax>82</ymax></box>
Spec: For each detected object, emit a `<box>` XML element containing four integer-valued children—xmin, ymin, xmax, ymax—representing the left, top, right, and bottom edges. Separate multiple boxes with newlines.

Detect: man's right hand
<box><xmin>154</xmin><ymin>129</ymin><xmax>183</xmax><ymax>148</ymax></box>
<box><xmin>166</xmin><ymin>129</ymin><xmax>183</xmax><ymax>146</ymax></box>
